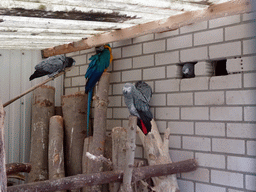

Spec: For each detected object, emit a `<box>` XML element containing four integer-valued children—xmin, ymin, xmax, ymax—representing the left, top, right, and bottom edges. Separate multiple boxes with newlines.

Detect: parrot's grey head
<box><xmin>122</xmin><ymin>83</ymin><xmax>134</xmax><ymax>95</ymax></box>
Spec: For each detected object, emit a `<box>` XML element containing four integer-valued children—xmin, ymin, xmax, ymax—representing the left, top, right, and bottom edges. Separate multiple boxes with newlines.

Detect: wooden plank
<box><xmin>42</xmin><ymin>0</ymin><xmax>252</xmax><ymax>57</ymax></box>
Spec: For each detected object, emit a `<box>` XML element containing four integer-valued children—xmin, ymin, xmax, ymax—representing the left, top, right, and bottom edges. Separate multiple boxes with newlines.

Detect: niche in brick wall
<box><xmin>213</xmin><ymin>59</ymin><xmax>228</xmax><ymax>76</ymax></box>
<box><xmin>181</xmin><ymin>62</ymin><xmax>197</xmax><ymax>78</ymax></box>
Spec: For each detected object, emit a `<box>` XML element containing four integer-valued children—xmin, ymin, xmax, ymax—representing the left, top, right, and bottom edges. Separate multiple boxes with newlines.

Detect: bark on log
<box><xmin>28</xmin><ymin>85</ymin><xmax>55</xmax><ymax>183</ymax></box>
<box><xmin>62</xmin><ymin>92</ymin><xmax>87</xmax><ymax>192</ymax></box>
<box><xmin>120</xmin><ymin>116</ymin><xmax>137</xmax><ymax>192</ymax></box>
<box><xmin>6</xmin><ymin>163</ymin><xmax>31</xmax><ymax>175</ymax></box>
<box><xmin>137</xmin><ymin>119</ymin><xmax>180</xmax><ymax>192</ymax></box>
<box><xmin>7</xmin><ymin>159</ymin><xmax>198</xmax><ymax>192</ymax></box>
<box><xmin>48</xmin><ymin>115</ymin><xmax>65</xmax><ymax>192</ymax></box>
<box><xmin>0</xmin><ymin>99</ymin><xmax>7</xmax><ymax>191</ymax></box>
<box><xmin>84</xmin><ymin>72</ymin><xmax>110</xmax><ymax>192</ymax></box>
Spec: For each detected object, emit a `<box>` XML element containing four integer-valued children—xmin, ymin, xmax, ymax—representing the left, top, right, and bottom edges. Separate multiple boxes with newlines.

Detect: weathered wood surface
<box><xmin>48</xmin><ymin>115</ymin><xmax>65</xmax><ymax>192</ymax></box>
<box><xmin>28</xmin><ymin>85</ymin><xmax>55</xmax><ymax>183</ymax></box>
<box><xmin>137</xmin><ymin>120</ymin><xmax>180</xmax><ymax>192</ymax></box>
<box><xmin>6</xmin><ymin>163</ymin><xmax>31</xmax><ymax>175</ymax></box>
<box><xmin>62</xmin><ymin>92</ymin><xmax>87</xmax><ymax>192</ymax></box>
<box><xmin>0</xmin><ymin>99</ymin><xmax>7</xmax><ymax>191</ymax></box>
<box><xmin>7</xmin><ymin>159</ymin><xmax>198</xmax><ymax>192</ymax></box>
<box><xmin>84</xmin><ymin>72</ymin><xmax>110</xmax><ymax>192</ymax></box>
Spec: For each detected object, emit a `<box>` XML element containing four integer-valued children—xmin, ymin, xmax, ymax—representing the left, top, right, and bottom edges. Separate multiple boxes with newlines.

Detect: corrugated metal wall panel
<box><xmin>0</xmin><ymin>49</ymin><xmax>63</xmax><ymax>164</ymax></box>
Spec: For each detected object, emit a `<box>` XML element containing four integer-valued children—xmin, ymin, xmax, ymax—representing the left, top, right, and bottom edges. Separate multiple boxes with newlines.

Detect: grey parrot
<box><xmin>29</xmin><ymin>55</ymin><xmax>75</xmax><ymax>81</ymax></box>
<box><xmin>182</xmin><ymin>62</ymin><xmax>196</xmax><ymax>78</ymax></box>
<box><xmin>122</xmin><ymin>81</ymin><xmax>153</xmax><ymax>135</ymax></box>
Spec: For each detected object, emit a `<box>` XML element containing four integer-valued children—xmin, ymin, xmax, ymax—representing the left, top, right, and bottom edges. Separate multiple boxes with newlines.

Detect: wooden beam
<box><xmin>42</xmin><ymin>0</ymin><xmax>252</xmax><ymax>57</ymax></box>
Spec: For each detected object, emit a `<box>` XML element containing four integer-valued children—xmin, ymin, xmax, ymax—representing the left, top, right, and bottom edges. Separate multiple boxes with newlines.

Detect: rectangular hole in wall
<box><xmin>213</xmin><ymin>59</ymin><xmax>228</xmax><ymax>76</ymax></box>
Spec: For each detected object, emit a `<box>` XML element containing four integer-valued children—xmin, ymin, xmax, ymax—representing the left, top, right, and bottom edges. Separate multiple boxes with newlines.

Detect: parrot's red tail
<box><xmin>140</xmin><ymin>119</ymin><xmax>148</xmax><ymax>135</ymax></box>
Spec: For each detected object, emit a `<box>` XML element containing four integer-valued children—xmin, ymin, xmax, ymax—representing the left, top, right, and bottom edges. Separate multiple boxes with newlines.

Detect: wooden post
<box><xmin>48</xmin><ymin>115</ymin><xmax>65</xmax><ymax>192</ymax></box>
<box><xmin>62</xmin><ymin>92</ymin><xmax>87</xmax><ymax>191</ymax></box>
<box><xmin>120</xmin><ymin>116</ymin><xmax>137</xmax><ymax>192</ymax></box>
<box><xmin>84</xmin><ymin>72</ymin><xmax>110</xmax><ymax>192</ymax></box>
<box><xmin>0</xmin><ymin>98</ymin><xmax>7</xmax><ymax>191</ymax></box>
<box><xmin>28</xmin><ymin>85</ymin><xmax>55</xmax><ymax>183</ymax></box>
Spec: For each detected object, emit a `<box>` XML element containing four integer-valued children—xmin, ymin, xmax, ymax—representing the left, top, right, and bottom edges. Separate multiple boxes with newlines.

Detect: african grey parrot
<box><xmin>29</xmin><ymin>55</ymin><xmax>75</xmax><ymax>81</ymax></box>
<box><xmin>182</xmin><ymin>62</ymin><xmax>196</xmax><ymax>78</ymax></box>
<box><xmin>122</xmin><ymin>81</ymin><xmax>153</xmax><ymax>135</ymax></box>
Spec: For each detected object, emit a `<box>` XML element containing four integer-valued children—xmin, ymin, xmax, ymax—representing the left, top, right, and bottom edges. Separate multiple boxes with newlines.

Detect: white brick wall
<box><xmin>211</xmin><ymin>170</ymin><xmax>243</xmax><ymax>188</ymax></box>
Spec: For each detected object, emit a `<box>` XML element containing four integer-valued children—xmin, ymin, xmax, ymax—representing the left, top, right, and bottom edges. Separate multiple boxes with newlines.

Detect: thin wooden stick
<box><xmin>3</xmin><ymin>66</ymin><xmax>74</xmax><ymax>108</ymax></box>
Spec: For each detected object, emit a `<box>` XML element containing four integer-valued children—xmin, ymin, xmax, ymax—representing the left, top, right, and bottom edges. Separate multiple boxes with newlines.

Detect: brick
<box><xmin>107</xmin><ymin>108</ymin><xmax>112</xmax><ymax>118</ymax></box>
<box><xmin>64</xmin><ymin>78</ymin><xmax>71</xmax><ymax>87</ymax></box>
<box><xmin>213</xmin><ymin>138</ymin><xmax>245</xmax><ymax>154</ymax></box>
<box><xmin>168</xmin><ymin>121</ymin><xmax>194</xmax><ymax>135</ymax></box>
<box><xmin>195</xmin><ymin>91</ymin><xmax>224</xmax><ymax>105</ymax></box>
<box><xmin>79</xmin><ymin>64</ymin><xmax>88</xmax><ymax>75</ymax></box>
<box><xmin>167</xmin><ymin>65</ymin><xmax>183</xmax><ymax>78</ymax></box>
<box><xmin>181</xmin><ymin>107</ymin><xmax>209</xmax><ymax>120</ymax></box>
<box><xmin>227</xmin><ymin>123</ymin><xmax>256</xmax><ymax>139</ymax></box>
<box><xmin>226</xmin><ymin>58</ymin><xmax>243</xmax><ymax>73</ymax></box>
<box><xmin>113</xmin><ymin>58</ymin><xmax>132</xmax><ymax>71</ymax></box>
<box><xmin>225</xmin><ymin>22</ymin><xmax>256</xmax><ymax>41</ymax></box>
<box><xmin>112</xmin><ymin>83</ymin><xmax>124</xmax><ymax>95</ymax></box>
<box><xmin>180</xmin><ymin>47</ymin><xmax>208</xmax><ymax>62</ymax></box>
<box><xmin>209</xmin><ymin>41</ymin><xmax>241</xmax><ymax>59</ymax></box>
<box><xmin>150</xmin><ymin>94</ymin><xmax>166</xmax><ymax>106</ymax></box>
<box><xmin>209</xmin><ymin>15</ymin><xmax>241</xmax><ymax>28</ymax></box>
<box><xmin>243</xmin><ymin>12</ymin><xmax>256</xmax><ymax>21</ymax></box>
<box><xmin>244</xmin><ymin>73</ymin><xmax>256</xmax><ymax>88</ymax></box>
<box><xmin>183</xmin><ymin>136</ymin><xmax>211</xmax><ymax>151</ymax></box>
<box><xmin>73</xmin><ymin>55</ymin><xmax>87</xmax><ymax>65</ymax></box>
<box><xmin>113</xmin><ymin>39</ymin><xmax>132</xmax><ymax>47</ymax></box>
<box><xmin>167</xmin><ymin>35</ymin><xmax>192</xmax><ymax>50</ymax></box>
<box><xmin>65</xmin><ymin>87</ymin><xmax>79</xmax><ymax>95</ymax></box>
<box><xmin>143</xmin><ymin>40</ymin><xmax>165</xmax><ymax>54</ymax></box>
<box><xmin>155</xmin><ymin>79</ymin><xmax>180</xmax><ymax>92</ymax></box>
<box><xmin>177</xmin><ymin>180</ymin><xmax>194</xmax><ymax>192</ymax></box>
<box><xmin>71</xmin><ymin>76</ymin><xmax>85</xmax><ymax>86</ymax></box>
<box><xmin>113</xmin><ymin>108</ymin><xmax>130</xmax><ymax>119</ymax></box>
<box><xmin>155</xmin><ymin>29</ymin><xmax>179</xmax><ymax>39</ymax></box>
<box><xmin>196</xmin><ymin>183</ymin><xmax>226</xmax><ymax>192</ymax></box>
<box><xmin>242</xmin><ymin>56</ymin><xmax>256</xmax><ymax>72</ymax></box>
<box><xmin>227</xmin><ymin>90</ymin><xmax>256</xmax><ymax>105</ymax></box>
<box><xmin>112</xmin><ymin>48</ymin><xmax>121</xmax><ymax>59</ymax></box>
<box><xmin>169</xmin><ymin>150</ymin><xmax>194</xmax><ymax>162</ymax></box>
<box><xmin>195</xmin><ymin>61</ymin><xmax>213</xmax><ymax>76</ymax></box>
<box><xmin>167</xmin><ymin>92</ymin><xmax>193</xmax><ymax>106</ymax></box>
<box><xmin>210</xmin><ymin>74</ymin><xmax>242</xmax><ymax>90</ymax></box>
<box><xmin>155</xmin><ymin>107</ymin><xmax>179</xmax><ymax>120</ymax></box>
<box><xmin>246</xmin><ymin>175</ymin><xmax>256</xmax><ymax>191</ymax></box>
<box><xmin>110</xmin><ymin>72</ymin><xmax>121</xmax><ymax>83</ymax></box>
<box><xmin>133</xmin><ymin>55</ymin><xmax>154</xmax><ymax>69</ymax></box>
<box><xmin>155</xmin><ymin>121</ymin><xmax>167</xmax><ymax>134</ymax></box>
<box><xmin>194</xmin><ymin>28</ymin><xmax>223</xmax><ymax>46</ymax></box>
<box><xmin>195</xmin><ymin>122</ymin><xmax>225</xmax><ymax>136</ymax></box>
<box><xmin>244</xmin><ymin>106</ymin><xmax>256</xmax><ymax>121</ymax></box>
<box><xmin>66</xmin><ymin>66</ymin><xmax>79</xmax><ymax>77</ymax></box>
<box><xmin>169</xmin><ymin>135</ymin><xmax>181</xmax><ymax>149</ymax></box>
<box><xmin>227</xmin><ymin>189</ymin><xmax>244</xmax><ymax>192</ymax></box>
<box><xmin>181</xmin><ymin>77</ymin><xmax>209</xmax><ymax>91</ymax></box>
<box><xmin>180</xmin><ymin>21</ymin><xmax>207</xmax><ymax>34</ymax></box>
<box><xmin>122</xmin><ymin>44</ymin><xmax>142</xmax><ymax>57</ymax></box>
<box><xmin>247</xmin><ymin>140</ymin><xmax>256</xmax><ymax>156</ymax></box>
<box><xmin>196</xmin><ymin>152</ymin><xmax>225</xmax><ymax>169</ymax></box>
<box><xmin>210</xmin><ymin>107</ymin><xmax>242</xmax><ymax>121</ymax></box>
<box><xmin>133</xmin><ymin>34</ymin><xmax>154</xmax><ymax>44</ymax></box>
<box><xmin>66</xmin><ymin>51</ymin><xmax>80</xmax><ymax>57</ymax></box>
<box><xmin>108</xmin><ymin>96</ymin><xmax>122</xmax><ymax>107</ymax></box>
<box><xmin>243</xmin><ymin>38</ymin><xmax>256</xmax><ymax>55</ymax></box>
<box><xmin>80</xmin><ymin>48</ymin><xmax>95</xmax><ymax>55</ymax></box>
<box><xmin>211</xmin><ymin>170</ymin><xmax>243</xmax><ymax>188</ymax></box>
<box><xmin>106</xmin><ymin>120</ymin><xmax>121</xmax><ymax>131</ymax></box>
<box><xmin>228</xmin><ymin>156</ymin><xmax>256</xmax><ymax>173</ymax></box>
<box><xmin>182</xmin><ymin>168</ymin><xmax>209</xmax><ymax>182</ymax></box>
<box><xmin>155</xmin><ymin>51</ymin><xmax>179</xmax><ymax>66</ymax></box>
<box><xmin>122</xmin><ymin>69</ymin><xmax>141</xmax><ymax>82</ymax></box>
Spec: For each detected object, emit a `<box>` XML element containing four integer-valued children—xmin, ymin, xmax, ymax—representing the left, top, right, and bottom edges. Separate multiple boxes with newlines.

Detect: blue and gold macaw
<box><xmin>85</xmin><ymin>44</ymin><xmax>113</xmax><ymax>136</ymax></box>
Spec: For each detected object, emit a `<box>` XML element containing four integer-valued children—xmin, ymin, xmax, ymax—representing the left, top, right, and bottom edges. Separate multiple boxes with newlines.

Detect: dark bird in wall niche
<box><xmin>85</xmin><ymin>44</ymin><xmax>113</xmax><ymax>136</ymax></box>
<box><xmin>182</xmin><ymin>62</ymin><xmax>196</xmax><ymax>78</ymax></box>
<box><xmin>29</xmin><ymin>55</ymin><xmax>75</xmax><ymax>81</ymax></box>
<box><xmin>123</xmin><ymin>81</ymin><xmax>153</xmax><ymax>135</ymax></box>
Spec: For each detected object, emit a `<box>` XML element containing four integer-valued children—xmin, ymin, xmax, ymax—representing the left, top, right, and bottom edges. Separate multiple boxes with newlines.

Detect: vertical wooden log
<box><xmin>62</xmin><ymin>92</ymin><xmax>87</xmax><ymax>192</ymax></box>
<box><xmin>120</xmin><ymin>116</ymin><xmax>137</xmax><ymax>192</ymax></box>
<box><xmin>28</xmin><ymin>85</ymin><xmax>55</xmax><ymax>183</ymax></box>
<box><xmin>48</xmin><ymin>115</ymin><xmax>65</xmax><ymax>192</ymax></box>
<box><xmin>85</xmin><ymin>72</ymin><xmax>110</xmax><ymax>192</ymax></box>
<box><xmin>102</xmin><ymin>133</ymin><xmax>112</xmax><ymax>192</ymax></box>
<box><xmin>0</xmin><ymin>99</ymin><xmax>7</xmax><ymax>191</ymax></box>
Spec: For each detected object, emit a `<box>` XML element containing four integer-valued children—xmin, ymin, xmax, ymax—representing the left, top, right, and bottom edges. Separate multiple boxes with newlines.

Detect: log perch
<box><xmin>7</xmin><ymin>159</ymin><xmax>197</xmax><ymax>192</ymax></box>
<box><xmin>6</xmin><ymin>163</ymin><xmax>31</xmax><ymax>175</ymax></box>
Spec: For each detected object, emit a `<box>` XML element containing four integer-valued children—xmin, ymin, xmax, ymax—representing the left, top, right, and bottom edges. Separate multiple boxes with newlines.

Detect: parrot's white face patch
<box><xmin>123</xmin><ymin>86</ymin><xmax>132</xmax><ymax>93</ymax></box>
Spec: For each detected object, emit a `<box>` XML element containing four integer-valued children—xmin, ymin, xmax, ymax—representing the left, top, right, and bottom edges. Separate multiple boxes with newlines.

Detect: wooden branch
<box><xmin>86</xmin><ymin>152</ymin><xmax>113</xmax><ymax>169</ymax></box>
<box><xmin>6</xmin><ymin>163</ymin><xmax>31</xmax><ymax>175</ymax></box>
<box><xmin>0</xmin><ymin>99</ymin><xmax>7</xmax><ymax>191</ymax></box>
<box><xmin>3</xmin><ymin>66</ymin><xmax>73</xmax><ymax>108</ymax></box>
<box><xmin>7</xmin><ymin>159</ymin><xmax>198</xmax><ymax>192</ymax></box>
<box><xmin>42</xmin><ymin>0</ymin><xmax>252</xmax><ymax>57</ymax></box>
